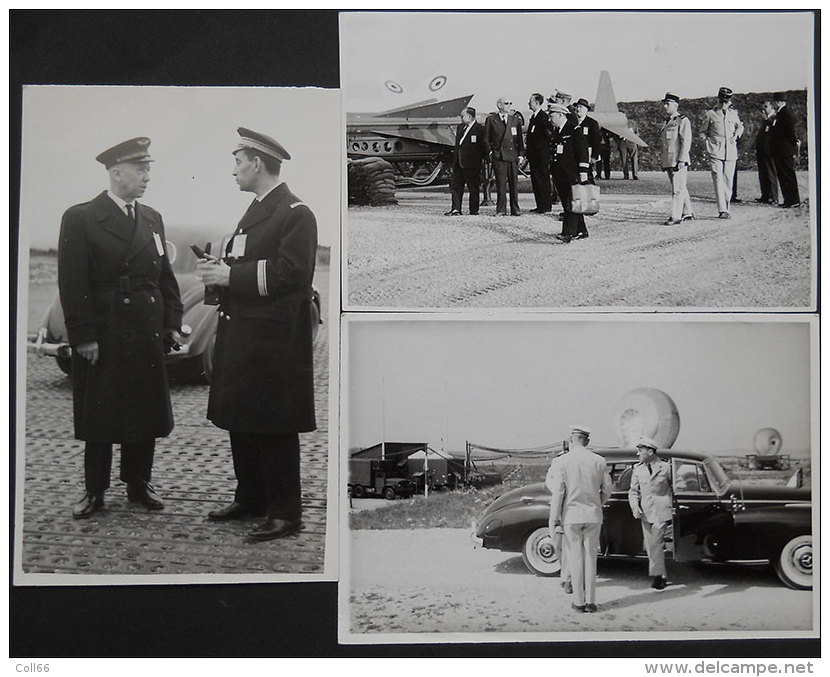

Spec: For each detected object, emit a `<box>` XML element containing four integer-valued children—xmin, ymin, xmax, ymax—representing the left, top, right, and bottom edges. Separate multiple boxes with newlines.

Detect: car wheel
<box><xmin>55</xmin><ymin>355</ymin><xmax>72</xmax><ymax>376</ymax></box>
<box><xmin>774</xmin><ymin>534</ymin><xmax>812</xmax><ymax>590</ymax></box>
<box><xmin>521</xmin><ymin>526</ymin><xmax>561</xmax><ymax>577</ymax></box>
<box><xmin>352</xmin><ymin>484</ymin><xmax>365</xmax><ymax>499</ymax></box>
<box><xmin>383</xmin><ymin>487</ymin><xmax>396</xmax><ymax>501</ymax></box>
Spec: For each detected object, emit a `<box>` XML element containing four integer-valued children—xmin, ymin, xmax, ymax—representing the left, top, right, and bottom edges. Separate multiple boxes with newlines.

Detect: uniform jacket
<box><xmin>628</xmin><ymin>458</ymin><xmax>673</xmax><ymax>524</ymax></box>
<box><xmin>58</xmin><ymin>191</ymin><xmax>182</xmax><ymax>443</ymax></box>
<box><xmin>769</xmin><ymin>104</ymin><xmax>799</xmax><ymax>156</ymax></box>
<box><xmin>207</xmin><ymin>182</ymin><xmax>317</xmax><ymax>434</ymax></box>
<box><xmin>756</xmin><ymin>114</ymin><xmax>775</xmax><ymax>156</ymax></box>
<box><xmin>550</xmin><ymin>118</ymin><xmax>590</xmax><ymax>184</ymax></box>
<box><xmin>660</xmin><ymin>113</ymin><xmax>693</xmax><ymax>169</ymax></box>
<box><xmin>576</xmin><ymin>115</ymin><xmax>602</xmax><ymax>161</ymax></box>
<box><xmin>525</xmin><ymin>109</ymin><xmax>553</xmax><ymax>162</ymax></box>
<box><xmin>548</xmin><ymin>446</ymin><xmax>612</xmax><ymax>525</ymax></box>
<box><xmin>484</xmin><ymin>112</ymin><xmax>524</xmax><ymax>162</ymax></box>
<box><xmin>700</xmin><ymin>105</ymin><xmax>744</xmax><ymax>161</ymax></box>
<box><xmin>453</xmin><ymin>121</ymin><xmax>487</xmax><ymax>170</ymax></box>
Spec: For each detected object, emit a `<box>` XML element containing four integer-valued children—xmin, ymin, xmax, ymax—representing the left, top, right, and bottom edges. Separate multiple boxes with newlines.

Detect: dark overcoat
<box><xmin>207</xmin><ymin>182</ymin><xmax>317</xmax><ymax>434</ymax></box>
<box><xmin>452</xmin><ymin>121</ymin><xmax>487</xmax><ymax>170</ymax></box>
<box><xmin>58</xmin><ymin>191</ymin><xmax>183</xmax><ymax>443</ymax></box>
<box><xmin>525</xmin><ymin>109</ymin><xmax>553</xmax><ymax>164</ymax></box>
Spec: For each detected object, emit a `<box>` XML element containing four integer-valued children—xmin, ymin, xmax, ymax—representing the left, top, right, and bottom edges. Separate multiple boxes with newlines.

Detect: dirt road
<box><xmin>345</xmin><ymin>528</ymin><xmax>814</xmax><ymax>640</ymax></box>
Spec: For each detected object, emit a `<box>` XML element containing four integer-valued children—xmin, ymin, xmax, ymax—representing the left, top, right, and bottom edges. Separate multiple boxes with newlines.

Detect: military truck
<box><xmin>348</xmin><ymin>458</ymin><xmax>416</xmax><ymax>500</ymax></box>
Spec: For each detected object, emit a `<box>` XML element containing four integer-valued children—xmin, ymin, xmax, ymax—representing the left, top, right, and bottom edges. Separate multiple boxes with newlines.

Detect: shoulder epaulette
<box><xmin>290</xmin><ymin>201</ymin><xmax>306</xmax><ymax>209</ymax></box>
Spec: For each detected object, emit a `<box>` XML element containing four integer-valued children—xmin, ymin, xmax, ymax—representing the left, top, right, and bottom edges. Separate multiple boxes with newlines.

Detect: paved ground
<box><xmin>17</xmin><ymin>270</ymin><xmax>331</xmax><ymax>578</ymax></box>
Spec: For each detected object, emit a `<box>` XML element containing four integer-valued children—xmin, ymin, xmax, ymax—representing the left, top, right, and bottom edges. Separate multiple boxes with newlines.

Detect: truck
<box><xmin>348</xmin><ymin>458</ymin><xmax>416</xmax><ymax>500</ymax></box>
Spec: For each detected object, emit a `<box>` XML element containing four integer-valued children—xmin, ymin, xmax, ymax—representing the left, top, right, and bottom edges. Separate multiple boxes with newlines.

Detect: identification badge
<box><xmin>229</xmin><ymin>233</ymin><xmax>247</xmax><ymax>258</ymax></box>
<box><xmin>510</xmin><ymin>127</ymin><xmax>517</xmax><ymax>135</ymax></box>
<box><xmin>556</xmin><ymin>144</ymin><xmax>564</xmax><ymax>154</ymax></box>
<box><xmin>470</xmin><ymin>134</ymin><xmax>476</xmax><ymax>142</ymax></box>
<box><xmin>530</xmin><ymin>124</ymin><xmax>535</xmax><ymax>133</ymax></box>
<box><xmin>583</xmin><ymin>127</ymin><xmax>588</xmax><ymax>135</ymax></box>
<box><xmin>666</xmin><ymin>131</ymin><xmax>673</xmax><ymax>139</ymax></box>
<box><xmin>152</xmin><ymin>232</ymin><xmax>165</xmax><ymax>256</ymax></box>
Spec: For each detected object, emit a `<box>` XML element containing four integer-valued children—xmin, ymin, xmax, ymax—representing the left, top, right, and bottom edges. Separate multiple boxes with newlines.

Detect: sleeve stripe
<box><xmin>257</xmin><ymin>260</ymin><xmax>268</xmax><ymax>296</ymax></box>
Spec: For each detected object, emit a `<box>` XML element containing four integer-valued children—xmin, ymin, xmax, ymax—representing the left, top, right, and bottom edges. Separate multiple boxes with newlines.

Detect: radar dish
<box><xmin>428</xmin><ymin>75</ymin><xmax>447</xmax><ymax>91</ymax></box>
<box><xmin>754</xmin><ymin>428</ymin><xmax>783</xmax><ymax>456</ymax></box>
<box><xmin>614</xmin><ymin>388</ymin><xmax>680</xmax><ymax>449</ymax></box>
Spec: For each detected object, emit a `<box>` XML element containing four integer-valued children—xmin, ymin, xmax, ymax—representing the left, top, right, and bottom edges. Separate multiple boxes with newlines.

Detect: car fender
<box><xmin>731</xmin><ymin>505</ymin><xmax>812</xmax><ymax>559</ymax></box>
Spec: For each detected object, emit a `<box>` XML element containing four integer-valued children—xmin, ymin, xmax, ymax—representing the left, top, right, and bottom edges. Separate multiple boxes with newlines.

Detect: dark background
<box><xmin>10</xmin><ymin>9</ymin><xmax>819</xmax><ymax>659</ymax></box>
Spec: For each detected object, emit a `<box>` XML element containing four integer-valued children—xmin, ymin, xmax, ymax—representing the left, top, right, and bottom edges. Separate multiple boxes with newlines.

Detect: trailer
<box><xmin>348</xmin><ymin>458</ymin><xmax>415</xmax><ymax>500</ymax></box>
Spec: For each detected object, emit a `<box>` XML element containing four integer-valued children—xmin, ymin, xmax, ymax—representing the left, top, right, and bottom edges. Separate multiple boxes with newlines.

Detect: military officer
<box><xmin>659</xmin><ymin>92</ymin><xmax>695</xmax><ymax>225</ymax></box>
<box><xmin>755</xmin><ymin>100</ymin><xmax>779</xmax><ymax>205</ymax></box>
<box><xmin>699</xmin><ymin>86</ymin><xmax>744</xmax><ymax>219</ymax></box>
<box><xmin>525</xmin><ymin>93</ymin><xmax>554</xmax><ymax>213</ymax></box>
<box><xmin>628</xmin><ymin>437</ymin><xmax>673</xmax><ymax>590</ymax></box>
<box><xmin>484</xmin><ymin>96</ymin><xmax>524</xmax><ymax>216</ymax></box>
<box><xmin>199</xmin><ymin>128</ymin><xmax>317</xmax><ymax>541</ymax></box>
<box><xmin>445</xmin><ymin>106</ymin><xmax>487</xmax><ymax>216</ymax></box>
<box><xmin>548</xmin><ymin>426</ymin><xmax>612</xmax><ymax>613</ymax></box>
<box><xmin>549</xmin><ymin>103</ymin><xmax>590</xmax><ymax>243</ymax></box>
<box><xmin>573</xmin><ymin>98</ymin><xmax>602</xmax><ymax>184</ymax></box>
<box><xmin>58</xmin><ymin>137</ymin><xmax>183</xmax><ymax>518</ymax></box>
<box><xmin>770</xmin><ymin>92</ymin><xmax>802</xmax><ymax>208</ymax></box>
<box><xmin>546</xmin><ymin>449</ymin><xmax>571</xmax><ymax>595</ymax></box>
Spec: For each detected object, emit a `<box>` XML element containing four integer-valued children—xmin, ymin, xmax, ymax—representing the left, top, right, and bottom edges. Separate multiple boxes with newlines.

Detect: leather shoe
<box><xmin>127</xmin><ymin>482</ymin><xmax>164</xmax><ymax>510</ymax></box>
<box><xmin>443</xmin><ymin>209</ymin><xmax>462</xmax><ymax>216</ymax></box>
<box><xmin>73</xmin><ymin>492</ymin><xmax>104</xmax><ymax>519</ymax></box>
<box><xmin>651</xmin><ymin>575</ymin><xmax>667</xmax><ymax>590</ymax></box>
<box><xmin>562</xmin><ymin>580</ymin><xmax>573</xmax><ymax>594</ymax></box>
<box><xmin>584</xmin><ymin>603</ymin><xmax>598</xmax><ymax>613</ymax></box>
<box><xmin>207</xmin><ymin>501</ymin><xmax>265</xmax><ymax>521</ymax></box>
<box><xmin>555</xmin><ymin>234</ymin><xmax>571</xmax><ymax>243</ymax></box>
<box><xmin>664</xmin><ymin>219</ymin><xmax>682</xmax><ymax>226</ymax></box>
<box><xmin>718</xmin><ymin>211</ymin><xmax>731</xmax><ymax>219</ymax></box>
<box><xmin>681</xmin><ymin>213</ymin><xmax>695</xmax><ymax>221</ymax></box>
<box><xmin>248</xmin><ymin>518</ymin><xmax>302</xmax><ymax>541</ymax></box>
<box><xmin>572</xmin><ymin>232</ymin><xmax>589</xmax><ymax>240</ymax></box>
<box><xmin>571</xmin><ymin>603</ymin><xmax>586</xmax><ymax>613</ymax></box>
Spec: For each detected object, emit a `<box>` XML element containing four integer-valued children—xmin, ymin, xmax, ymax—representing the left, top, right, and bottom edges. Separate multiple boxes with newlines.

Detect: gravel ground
<box><xmin>345</xmin><ymin>171</ymin><xmax>813</xmax><ymax>309</ymax></box>
<box><xmin>344</xmin><ymin>528</ymin><xmax>815</xmax><ymax>641</ymax></box>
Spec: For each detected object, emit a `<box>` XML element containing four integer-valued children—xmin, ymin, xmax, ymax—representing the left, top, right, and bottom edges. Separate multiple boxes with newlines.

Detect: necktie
<box><xmin>647</xmin><ymin>463</ymin><xmax>653</xmax><ymax>476</ymax></box>
<box><xmin>126</xmin><ymin>204</ymin><xmax>135</xmax><ymax>221</ymax></box>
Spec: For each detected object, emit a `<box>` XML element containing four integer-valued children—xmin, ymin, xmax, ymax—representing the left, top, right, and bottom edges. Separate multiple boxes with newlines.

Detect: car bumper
<box><xmin>469</xmin><ymin>520</ymin><xmax>484</xmax><ymax>548</ymax></box>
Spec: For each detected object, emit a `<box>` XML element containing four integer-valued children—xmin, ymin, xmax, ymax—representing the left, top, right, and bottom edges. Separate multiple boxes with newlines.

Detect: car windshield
<box><xmin>703</xmin><ymin>457</ymin><xmax>733</xmax><ymax>495</ymax></box>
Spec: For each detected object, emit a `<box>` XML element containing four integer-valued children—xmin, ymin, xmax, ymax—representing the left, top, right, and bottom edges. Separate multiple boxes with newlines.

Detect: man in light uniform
<box><xmin>628</xmin><ymin>437</ymin><xmax>673</xmax><ymax>590</ymax></box>
<box><xmin>546</xmin><ymin>448</ymin><xmax>571</xmax><ymax>594</ymax></box>
<box><xmin>659</xmin><ymin>92</ymin><xmax>694</xmax><ymax>225</ymax></box>
<box><xmin>548</xmin><ymin>425</ymin><xmax>612</xmax><ymax>613</ymax></box>
<box><xmin>699</xmin><ymin>86</ymin><xmax>744</xmax><ymax>219</ymax></box>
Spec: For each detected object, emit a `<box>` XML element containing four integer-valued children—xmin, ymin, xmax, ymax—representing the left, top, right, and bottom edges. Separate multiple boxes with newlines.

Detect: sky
<box><xmin>19</xmin><ymin>86</ymin><xmax>341</xmax><ymax>249</ymax></box>
<box><xmin>341</xmin><ymin>11</ymin><xmax>814</xmax><ymax>112</ymax></box>
<box><xmin>344</xmin><ymin>317</ymin><xmax>815</xmax><ymax>456</ymax></box>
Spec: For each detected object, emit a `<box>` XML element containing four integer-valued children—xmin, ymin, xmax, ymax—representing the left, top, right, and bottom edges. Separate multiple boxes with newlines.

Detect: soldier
<box><xmin>484</xmin><ymin>96</ymin><xmax>524</xmax><ymax>216</ymax></box>
<box><xmin>548</xmin><ymin>426</ymin><xmax>612</xmax><ymax>613</ymax></box>
<box><xmin>445</xmin><ymin>106</ymin><xmax>487</xmax><ymax>216</ymax></box>
<box><xmin>755</xmin><ymin>100</ymin><xmax>779</xmax><ymax>205</ymax></box>
<box><xmin>659</xmin><ymin>92</ymin><xmax>695</xmax><ymax>226</ymax></box>
<box><xmin>546</xmin><ymin>449</ymin><xmax>571</xmax><ymax>595</ymax></box>
<box><xmin>549</xmin><ymin>103</ymin><xmax>590</xmax><ymax>243</ymax></box>
<box><xmin>58</xmin><ymin>137</ymin><xmax>183</xmax><ymax>519</ymax></box>
<box><xmin>628</xmin><ymin>437</ymin><xmax>673</xmax><ymax>590</ymax></box>
<box><xmin>770</xmin><ymin>92</ymin><xmax>802</xmax><ymax>208</ymax></box>
<box><xmin>525</xmin><ymin>93</ymin><xmax>554</xmax><ymax>213</ymax></box>
<box><xmin>199</xmin><ymin>128</ymin><xmax>317</xmax><ymax>541</ymax></box>
<box><xmin>573</xmin><ymin>98</ymin><xmax>602</xmax><ymax>184</ymax></box>
<box><xmin>699</xmin><ymin>86</ymin><xmax>744</xmax><ymax>219</ymax></box>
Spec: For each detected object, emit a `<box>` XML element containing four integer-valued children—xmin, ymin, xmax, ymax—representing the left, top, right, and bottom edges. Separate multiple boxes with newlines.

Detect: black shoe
<box><xmin>732</xmin><ymin>197</ymin><xmax>742</xmax><ymax>203</ymax></box>
<box><xmin>562</xmin><ymin>580</ymin><xmax>573</xmax><ymax>594</ymax></box>
<box><xmin>681</xmin><ymin>213</ymin><xmax>695</xmax><ymax>222</ymax></box>
<box><xmin>73</xmin><ymin>492</ymin><xmax>104</xmax><ymax>519</ymax></box>
<box><xmin>632</xmin><ymin>176</ymin><xmax>639</xmax><ymax>180</ymax></box>
<box><xmin>248</xmin><ymin>518</ymin><xmax>302</xmax><ymax>541</ymax></box>
<box><xmin>557</xmin><ymin>213</ymin><xmax>565</xmax><ymax>221</ymax></box>
<box><xmin>651</xmin><ymin>575</ymin><xmax>667</xmax><ymax>590</ymax></box>
<box><xmin>718</xmin><ymin>211</ymin><xmax>731</xmax><ymax>220</ymax></box>
<box><xmin>443</xmin><ymin>209</ymin><xmax>462</xmax><ymax>216</ymax></box>
<box><xmin>754</xmin><ymin>197</ymin><xmax>768</xmax><ymax>203</ymax></box>
<box><xmin>126</xmin><ymin>482</ymin><xmax>164</xmax><ymax>510</ymax></box>
<box><xmin>207</xmin><ymin>501</ymin><xmax>265</xmax><ymax>521</ymax></box>
<box><xmin>572</xmin><ymin>232</ymin><xmax>589</xmax><ymax>240</ymax></box>
<box><xmin>555</xmin><ymin>234</ymin><xmax>571</xmax><ymax>243</ymax></box>
<box><xmin>781</xmin><ymin>202</ymin><xmax>801</xmax><ymax>209</ymax></box>
<box><xmin>571</xmin><ymin>603</ymin><xmax>586</xmax><ymax>613</ymax></box>
<box><xmin>510</xmin><ymin>210</ymin><xmax>522</xmax><ymax>216</ymax></box>
<box><xmin>584</xmin><ymin>603</ymin><xmax>598</xmax><ymax>613</ymax></box>
<box><xmin>664</xmin><ymin>218</ymin><xmax>682</xmax><ymax>226</ymax></box>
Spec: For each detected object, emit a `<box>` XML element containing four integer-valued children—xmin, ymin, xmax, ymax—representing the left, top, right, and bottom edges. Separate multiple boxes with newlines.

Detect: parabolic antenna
<box><xmin>754</xmin><ymin>428</ymin><xmax>783</xmax><ymax>457</ymax></box>
<box><xmin>614</xmin><ymin>388</ymin><xmax>680</xmax><ymax>449</ymax></box>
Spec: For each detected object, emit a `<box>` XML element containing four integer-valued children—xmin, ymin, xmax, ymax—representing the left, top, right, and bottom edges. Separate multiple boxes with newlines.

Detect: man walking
<box><xmin>628</xmin><ymin>437</ymin><xmax>673</xmax><ymax>590</ymax></box>
<box><xmin>659</xmin><ymin>92</ymin><xmax>694</xmax><ymax>225</ymax></box>
<box><xmin>548</xmin><ymin>425</ymin><xmax>612</xmax><ymax>613</ymax></box>
<box><xmin>526</xmin><ymin>93</ymin><xmax>554</xmax><ymax>213</ymax></box>
<box><xmin>699</xmin><ymin>86</ymin><xmax>744</xmax><ymax>219</ymax></box>
<box><xmin>199</xmin><ymin>127</ymin><xmax>317</xmax><ymax>541</ymax></box>
<box><xmin>484</xmin><ymin>96</ymin><xmax>524</xmax><ymax>216</ymax></box>
<box><xmin>445</xmin><ymin>107</ymin><xmax>487</xmax><ymax>216</ymax></box>
<box><xmin>58</xmin><ymin>137</ymin><xmax>183</xmax><ymax>518</ymax></box>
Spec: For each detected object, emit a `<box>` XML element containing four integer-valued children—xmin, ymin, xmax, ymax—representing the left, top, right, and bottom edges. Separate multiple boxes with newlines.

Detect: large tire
<box><xmin>383</xmin><ymin>486</ymin><xmax>397</xmax><ymax>501</ymax></box>
<box><xmin>614</xmin><ymin>387</ymin><xmax>680</xmax><ymax>448</ymax></box>
<box><xmin>521</xmin><ymin>526</ymin><xmax>561</xmax><ymax>577</ymax></box>
<box><xmin>774</xmin><ymin>534</ymin><xmax>812</xmax><ymax>590</ymax></box>
<box><xmin>351</xmin><ymin>484</ymin><xmax>366</xmax><ymax>499</ymax></box>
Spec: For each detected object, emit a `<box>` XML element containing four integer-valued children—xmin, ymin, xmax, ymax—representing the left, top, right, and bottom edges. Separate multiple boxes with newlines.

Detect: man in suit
<box><xmin>549</xmin><ymin>103</ymin><xmax>590</xmax><ymax>243</ymax></box>
<box><xmin>659</xmin><ymin>92</ymin><xmax>695</xmax><ymax>226</ymax></box>
<box><xmin>770</xmin><ymin>92</ymin><xmax>801</xmax><ymax>208</ymax></box>
<box><xmin>699</xmin><ymin>86</ymin><xmax>744</xmax><ymax>219</ymax></box>
<box><xmin>628</xmin><ymin>437</ymin><xmax>673</xmax><ymax>590</ymax></box>
<box><xmin>618</xmin><ymin>118</ymin><xmax>639</xmax><ymax>180</ymax></box>
<box><xmin>549</xmin><ymin>425</ymin><xmax>613</xmax><ymax>613</ymax></box>
<box><xmin>199</xmin><ymin>127</ymin><xmax>317</xmax><ymax>541</ymax></box>
<box><xmin>58</xmin><ymin>137</ymin><xmax>183</xmax><ymax>519</ymax></box>
<box><xmin>573</xmin><ymin>98</ymin><xmax>602</xmax><ymax>184</ymax></box>
<box><xmin>755</xmin><ymin>100</ymin><xmax>779</xmax><ymax>205</ymax></box>
<box><xmin>525</xmin><ymin>93</ymin><xmax>553</xmax><ymax>213</ymax></box>
<box><xmin>484</xmin><ymin>96</ymin><xmax>524</xmax><ymax>216</ymax></box>
<box><xmin>445</xmin><ymin>107</ymin><xmax>487</xmax><ymax>216</ymax></box>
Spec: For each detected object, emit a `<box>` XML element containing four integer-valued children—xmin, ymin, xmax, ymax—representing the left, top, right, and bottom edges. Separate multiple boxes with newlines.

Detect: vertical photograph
<box><xmin>15</xmin><ymin>85</ymin><xmax>339</xmax><ymax>583</ymax></box>
<box><xmin>339</xmin><ymin>316</ymin><xmax>817</xmax><ymax>643</ymax></box>
<box><xmin>340</xmin><ymin>11</ymin><xmax>816</xmax><ymax>311</ymax></box>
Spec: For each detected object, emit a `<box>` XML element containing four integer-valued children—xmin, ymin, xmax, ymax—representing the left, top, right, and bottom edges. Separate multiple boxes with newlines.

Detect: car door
<box><xmin>671</xmin><ymin>458</ymin><xmax>733</xmax><ymax>562</ymax></box>
<box><xmin>601</xmin><ymin>461</ymin><xmax>644</xmax><ymax>556</ymax></box>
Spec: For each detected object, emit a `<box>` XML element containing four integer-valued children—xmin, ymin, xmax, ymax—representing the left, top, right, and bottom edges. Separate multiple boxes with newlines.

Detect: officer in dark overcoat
<box><xmin>58</xmin><ymin>137</ymin><xmax>183</xmax><ymax>518</ymax></box>
<box><xmin>548</xmin><ymin>104</ymin><xmax>590</xmax><ymax>243</ymax></box>
<box><xmin>769</xmin><ymin>92</ymin><xmax>801</xmax><ymax>208</ymax></box>
<box><xmin>573</xmin><ymin>98</ymin><xmax>602</xmax><ymax>184</ymax></box>
<box><xmin>198</xmin><ymin>128</ymin><xmax>317</xmax><ymax>541</ymax></box>
<box><xmin>525</xmin><ymin>93</ymin><xmax>554</xmax><ymax>213</ymax></box>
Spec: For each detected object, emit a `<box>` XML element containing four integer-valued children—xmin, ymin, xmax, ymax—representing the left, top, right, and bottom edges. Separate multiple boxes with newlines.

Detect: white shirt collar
<box><xmin>107</xmin><ymin>190</ymin><xmax>135</xmax><ymax>215</ymax></box>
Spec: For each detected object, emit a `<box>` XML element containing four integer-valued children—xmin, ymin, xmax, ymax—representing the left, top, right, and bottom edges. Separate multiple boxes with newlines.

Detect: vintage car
<box><xmin>472</xmin><ymin>448</ymin><xmax>812</xmax><ymax>590</ymax></box>
<box><xmin>29</xmin><ymin>229</ymin><xmax>322</xmax><ymax>382</ymax></box>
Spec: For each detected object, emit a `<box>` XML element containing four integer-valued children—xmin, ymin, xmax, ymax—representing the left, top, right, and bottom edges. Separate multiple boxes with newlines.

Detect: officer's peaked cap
<box><xmin>96</xmin><ymin>137</ymin><xmax>153</xmax><ymax>168</ymax></box>
<box><xmin>570</xmin><ymin>425</ymin><xmax>592</xmax><ymax>436</ymax></box>
<box><xmin>235</xmin><ymin>127</ymin><xmax>291</xmax><ymax>162</ymax></box>
<box><xmin>636</xmin><ymin>437</ymin><xmax>659</xmax><ymax>451</ymax></box>
<box><xmin>662</xmin><ymin>92</ymin><xmax>680</xmax><ymax>104</ymax></box>
<box><xmin>718</xmin><ymin>86</ymin><xmax>734</xmax><ymax>98</ymax></box>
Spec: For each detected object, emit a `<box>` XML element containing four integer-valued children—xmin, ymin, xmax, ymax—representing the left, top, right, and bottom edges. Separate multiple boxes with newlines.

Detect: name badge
<box><xmin>556</xmin><ymin>144</ymin><xmax>564</xmax><ymax>154</ymax></box>
<box><xmin>530</xmin><ymin>124</ymin><xmax>535</xmax><ymax>133</ymax></box>
<box><xmin>470</xmin><ymin>135</ymin><xmax>476</xmax><ymax>142</ymax></box>
<box><xmin>229</xmin><ymin>233</ymin><xmax>247</xmax><ymax>258</ymax></box>
<box><xmin>666</xmin><ymin>131</ymin><xmax>673</xmax><ymax>139</ymax></box>
<box><xmin>510</xmin><ymin>127</ymin><xmax>517</xmax><ymax>135</ymax></box>
<box><xmin>152</xmin><ymin>232</ymin><xmax>165</xmax><ymax>256</ymax></box>
<box><xmin>583</xmin><ymin>127</ymin><xmax>589</xmax><ymax>135</ymax></box>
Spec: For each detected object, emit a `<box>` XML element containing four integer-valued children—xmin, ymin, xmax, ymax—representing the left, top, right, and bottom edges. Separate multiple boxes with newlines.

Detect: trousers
<box><xmin>564</xmin><ymin>522</ymin><xmax>602</xmax><ymax>606</ymax></box>
<box><xmin>665</xmin><ymin>166</ymin><xmax>692</xmax><ymax>221</ymax></box>
<box><xmin>84</xmin><ymin>439</ymin><xmax>154</xmax><ymax>493</ymax></box>
<box><xmin>640</xmin><ymin>517</ymin><xmax>669</xmax><ymax>577</ymax></box>
<box><xmin>709</xmin><ymin>157</ymin><xmax>737</xmax><ymax>213</ymax></box>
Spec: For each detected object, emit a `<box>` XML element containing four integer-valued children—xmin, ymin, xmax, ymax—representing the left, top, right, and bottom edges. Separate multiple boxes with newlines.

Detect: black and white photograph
<box><xmin>339</xmin><ymin>316</ymin><xmax>818</xmax><ymax>643</ymax></box>
<box><xmin>341</xmin><ymin>11</ymin><xmax>816</xmax><ymax>311</ymax></box>
<box><xmin>15</xmin><ymin>85</ymin><xmax>340</xmax><ymax>583</ymax></box>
